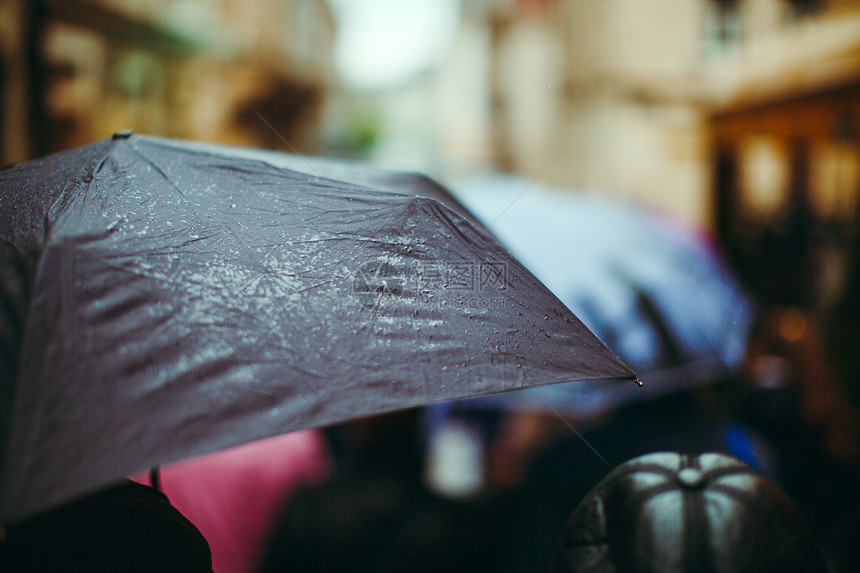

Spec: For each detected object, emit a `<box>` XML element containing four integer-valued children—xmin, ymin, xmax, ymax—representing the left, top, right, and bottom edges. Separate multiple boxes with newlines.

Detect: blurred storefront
<box><xmin>0</xmin><ymin>0</ymin><xmax>334</xmax><ymax>166</ymax></box>
<box><xmin>708</xmin><ymin>1</ymin><xmax>860</xmax><ymax>315</ymax></box>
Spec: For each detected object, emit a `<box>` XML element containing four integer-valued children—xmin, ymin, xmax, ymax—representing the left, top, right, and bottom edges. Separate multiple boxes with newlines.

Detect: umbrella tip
<box><xmin>633</xmin><ymin>376</ymin><xmax>643</xmax><ymax>387</ymax></box>
<box><xmin>112</xmin><ymin>129</ymin><xmax>134</xmax><ymax>140</ymax></box>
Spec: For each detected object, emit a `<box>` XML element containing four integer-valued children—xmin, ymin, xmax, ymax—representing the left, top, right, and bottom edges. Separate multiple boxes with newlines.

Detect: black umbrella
<box><xmin>0</xmin><ymin>133</ymin><xmax>635</xmax><ymax>523</ymax></box>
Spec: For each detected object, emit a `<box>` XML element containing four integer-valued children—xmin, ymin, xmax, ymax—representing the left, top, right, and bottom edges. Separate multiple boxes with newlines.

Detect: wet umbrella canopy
<box><xmin>0</xmin><ymin>133</ymin><xmax>634</xmax><ymax>523</ymax></box>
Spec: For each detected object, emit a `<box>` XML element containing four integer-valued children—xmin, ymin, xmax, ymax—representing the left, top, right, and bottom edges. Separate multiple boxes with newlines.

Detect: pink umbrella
<box><xmin>132</xmin><ymin>430</ymin><xmax>331</xmax><ymax>573</ymax></box>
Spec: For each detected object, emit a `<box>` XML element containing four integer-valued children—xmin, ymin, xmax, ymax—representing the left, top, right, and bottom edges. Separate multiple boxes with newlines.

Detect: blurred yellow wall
<box><xmin>0</xmin><ymin>0</ymin><xmax>335</xmax><ymax>164</ymax></box>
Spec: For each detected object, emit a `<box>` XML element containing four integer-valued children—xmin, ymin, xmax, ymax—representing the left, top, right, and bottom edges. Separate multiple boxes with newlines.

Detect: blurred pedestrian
<box><xmin>1</xmin><ymin>479</ymin><xmax>213</xmax><ymax>572</ymax></box>
<box><xmin>131</xmin><ymin>430</ymin><xmax>331</xmax><ymax>573</ymax></box>
<box><xmin>259</xmin><ymin>410</ymin><xmax>514</xmax><ymax>573</ymax></box>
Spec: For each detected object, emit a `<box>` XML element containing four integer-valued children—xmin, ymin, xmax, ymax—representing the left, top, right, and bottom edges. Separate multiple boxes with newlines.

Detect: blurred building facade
<box><xmin>487</xmin><ymin>0</ymin><xmax>712</xmax><ymax>223</ymax></box>
<box><xmin>0</xmin><ymin>0</ymin><xmax>334</xmax><ymax>166</ymax></box>
<box><xmin>707</xmin><ymin>0</ymin><xmax>860</xmax><ymax>313</ymax></box>
<box><xmin>482</xmin><ymin>0</ymin><xmax>860</xmax><ymax>315</ymax></box>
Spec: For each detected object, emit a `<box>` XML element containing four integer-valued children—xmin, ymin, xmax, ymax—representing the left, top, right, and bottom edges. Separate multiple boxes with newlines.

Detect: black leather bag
<box><xmin>552</xmin><ymin>452</ymin><xmax>828</xmax><ymax>573</ymax></box>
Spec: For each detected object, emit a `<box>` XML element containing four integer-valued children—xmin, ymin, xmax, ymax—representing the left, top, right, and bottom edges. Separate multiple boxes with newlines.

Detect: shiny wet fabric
<box><xmin>551</xmin><ymin>452</ymin><xmax>828</xmax><ymax>573</ymax></box>
<box><xmin>0</xmin><ymin>133</ymin><xmax>634</xmax><ymax>523</ymax></box>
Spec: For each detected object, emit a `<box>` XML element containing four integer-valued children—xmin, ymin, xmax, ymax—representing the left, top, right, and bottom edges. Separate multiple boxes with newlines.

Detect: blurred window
<box><xmin>811</xmin><ymin>140</ymin><xmax>859</xmax><ymax>220</ymax></box>
<box><xmin>741</xmin><ymin>136</ymin><xmax>789</xmax><ymax>217</ymax></box>
<box><xmin>704</xmin><ymin>0</ymin><xmax>743</xmax><ymax>53</ymax></box>
<box><xmin>0</xmin><ymin>58</ymin><xmax>5</xmax><ymax>163</ymax></box>
<box><xmin>784</xmin><ymin>0</ymin><xmax>824</xmax><ymax>21</ymax></box>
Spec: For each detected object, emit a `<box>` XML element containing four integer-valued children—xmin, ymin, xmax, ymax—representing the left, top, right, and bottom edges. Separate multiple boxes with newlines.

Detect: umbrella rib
<box><xmin>128</xmin><ymin>146</ymin><xmax>195</xmax><ymax>211</ymax></box>
<box><xmin>129</xmin><ymin>144</ymin><xmax>298</xmax><ymax>289</ymax></box>
<box><xmin>292</xmin><ymin>280</ymin><xmax>334</xmax><ymax>295</ymax></box>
